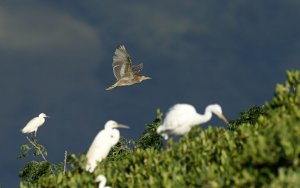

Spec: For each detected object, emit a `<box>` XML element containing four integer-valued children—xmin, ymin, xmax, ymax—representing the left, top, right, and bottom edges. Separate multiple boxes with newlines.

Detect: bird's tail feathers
<box><xmin>21</xmin><ymin>127</ymin><xmax>30</xmax><ymax>133</ymax></box>
<box><xmin>157</xmin><ymin>126</ymin><xmax>169</xmax><ymax>140</ymax></box>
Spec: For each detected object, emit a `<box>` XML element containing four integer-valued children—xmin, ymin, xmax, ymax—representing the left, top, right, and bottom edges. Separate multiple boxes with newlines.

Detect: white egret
<box><xmin>21</xmin><ymin>113</ymin><xmax>49</xmax><ymax>137</ymax></box>
<box><xmin>86</xmin><ymin>120</ymin><xmax>129</xmax><ymax>172</ymax></box>
<box><xmin>157</xmin><ymin>104</ymin><xmax>228</xmax><ymax>140</ymax></box>
<box><xmin>95</xmin><ymin>175</ymin><xmax>111</xmax><ymax>188</ymax></box>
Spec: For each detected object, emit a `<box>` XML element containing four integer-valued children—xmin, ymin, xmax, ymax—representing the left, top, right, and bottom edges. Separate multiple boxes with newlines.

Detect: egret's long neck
<box><xmin>99</xmin><ymin>178</ymin><xmax>106</xmax><ymax>188</ymax></box>
<box><xmin>197</xmin><ymin>106</ymin><xmax>213</xmax><ymax>124</ymax></box>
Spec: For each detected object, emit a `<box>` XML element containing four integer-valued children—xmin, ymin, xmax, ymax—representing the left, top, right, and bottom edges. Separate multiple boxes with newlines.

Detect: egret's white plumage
<box><xmin>86</xmin><ymin>120</ymin><xmax>129</xmax><ymax>172</ymax></box>
<box><xmin>157</xmin><ymin>104</ymin><xmax>228</xmax><ymax>139</ymax></box>
<box><xmin>95</xmin><ymin>175</ymin><xmax>111</xmax><ymax>188</ymax></box>
<box><xmin>21</xmin><ymin>113</ymin><xmax>49</xmax><ymax>137</ymax></box>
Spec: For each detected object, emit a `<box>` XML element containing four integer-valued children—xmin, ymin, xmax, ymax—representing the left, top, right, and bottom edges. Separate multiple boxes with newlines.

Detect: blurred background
<box><xmin>0</xmin><ymin>0</ymin><xmax>299</xmax><ymax>187</ymax></box>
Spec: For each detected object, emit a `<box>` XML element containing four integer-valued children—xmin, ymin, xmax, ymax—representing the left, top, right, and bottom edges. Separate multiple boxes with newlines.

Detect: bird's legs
<box><xmin>161</xmin><ymin>133</ymin><xmax>169</xmax><ymax>140</ymax></box>
<box><xmin>29</xmin><ymin>132</ymin><xmax>35</xmax><ymax>140</ymax></box>
<box><xmin>165</xmin><ymin>138</ymin><xmax>174</xmax><ymax>149</ymax></box>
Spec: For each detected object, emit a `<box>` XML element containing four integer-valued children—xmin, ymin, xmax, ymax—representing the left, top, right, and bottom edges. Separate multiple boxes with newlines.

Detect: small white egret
<box><xmin>86</xmin><ymin>120</ymin><xmax>129</xmax><ymax>172</ymax></box>
<box><xmin>95</xmin><ymin>175</ymin><xmax>111</xmax><ymax>188</ymax></box>
<box><xmin>21</xmin><ymin>113</ymin><xmax>49</xmax><ymax>137</ymax></box>
<box><xmin>157</xmin><ymin>104</ymin><xmax>228</xmax><ymax>140</ymax></box>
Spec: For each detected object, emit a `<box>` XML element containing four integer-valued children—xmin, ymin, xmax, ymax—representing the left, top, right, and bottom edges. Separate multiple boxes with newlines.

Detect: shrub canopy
<box><xmin>19</xmin><ymin>70</ymin><xmax>300</xmax><ymax>187</ymax></box>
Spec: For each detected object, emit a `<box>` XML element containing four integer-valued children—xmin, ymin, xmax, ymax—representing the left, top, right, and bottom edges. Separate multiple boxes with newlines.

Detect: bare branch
<box><xmin>26</xmin><ymin>136</ymin><xmax>48</xmax><ymax>161</ymax></box>
<box><xmin>63</xmin><ymin>150</ymin><xmax>67</xmax><ymax>175</ymax></box>
<box><xmin>26</xmin><ymin>136</ymin><xmax>54</xmax><ymax>173</ymax></box>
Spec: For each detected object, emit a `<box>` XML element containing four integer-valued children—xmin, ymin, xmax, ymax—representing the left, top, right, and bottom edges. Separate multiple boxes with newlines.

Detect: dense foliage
<box><xmin>19</xmin><ymin>70</ymin><xmax>300</xmax><ymax>187</ymax></box>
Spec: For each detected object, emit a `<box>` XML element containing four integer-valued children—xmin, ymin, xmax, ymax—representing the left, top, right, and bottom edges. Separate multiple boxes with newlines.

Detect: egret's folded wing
<box><xmin>132</xmin><ymin>63</ymin><xmax>143</xmax><ymax>74</ymax></box>
<box><xmin>22</xmin><ymin>117</ymin><xmax>39</xmax><ymax>133</ymax></box>
<box><xmin>163</xmin><ymin>104</ymin><xmax>197</xmax><ymax>130</ymax></box>
<box><xmin>112</xmin><ymin>45</ymin><xmax>133</xmax><ymax>80</ymax></box>
<box><xmin>86</xmin><ymin>131</ymin><xmax>112</xmax><ymax>161</ymax></box>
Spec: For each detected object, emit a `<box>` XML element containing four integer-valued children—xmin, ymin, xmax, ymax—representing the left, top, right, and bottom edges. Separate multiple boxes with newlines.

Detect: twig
<box><xmin>26</xmin><ymin>136</ymin><xmax>48</xmax><ymax>161</ymax></box>
<box><xmin>26</xmin><ymin>136</ymin><xmax>54</xmax><ymax>173</ymax></box>
<box><xmin>63</xmin><ymin>150</ymin><xmax>67</xmax><ymax>175</ymax></box>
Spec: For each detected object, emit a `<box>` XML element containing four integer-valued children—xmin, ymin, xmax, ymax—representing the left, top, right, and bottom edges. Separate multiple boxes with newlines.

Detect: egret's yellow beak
<box><xmin>116</xmin><ymin>124</ymin><xmax>130</xmax><ymax>129</ymax></box>
<box><xmin>217</xmin><ymin>113</ymin><xmax>228</xmax><ymax>124</ymax></box>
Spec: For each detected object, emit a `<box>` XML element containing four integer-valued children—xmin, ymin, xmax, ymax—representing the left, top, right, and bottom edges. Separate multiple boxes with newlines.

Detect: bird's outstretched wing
<box><xmin>132</xmin><ymin>63</ymin><xmax>143</xmax><ymax>75</ymax></box>
<box><xmin>112</xmin><ymin>45</ymin><xmax>133</xmax><ymax>80</ymax></box>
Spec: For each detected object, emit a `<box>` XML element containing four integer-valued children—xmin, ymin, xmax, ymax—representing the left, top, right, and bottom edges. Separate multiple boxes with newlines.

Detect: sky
<box><xmin>0</xmin><ymin>1</ymin><xmax>300</xmax><ymax>187</ymax></box>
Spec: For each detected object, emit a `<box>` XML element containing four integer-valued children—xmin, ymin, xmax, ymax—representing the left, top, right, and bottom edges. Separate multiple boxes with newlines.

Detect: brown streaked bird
<box><xmin>106</xmin><ymin>45</ymin><xmax>151</xmax><ymax>90</ymax></box>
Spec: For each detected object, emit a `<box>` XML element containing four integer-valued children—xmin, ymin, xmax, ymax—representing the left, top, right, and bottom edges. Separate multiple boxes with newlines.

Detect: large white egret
<box><xmin>95</xmin><ymin>175</ymin><xmax>111</xmax><ymax>188</ymax></box>
<box><xmin>86</xmin><ymin>120</ymin><xmax>129</xmax><ymax>172</ymax></box>
<box><xmin>21</xmin><ymin>113</ymin><xmax>49</xmax><ymax>137</ymax></box>
<box><xmin>157</xmin><ymin>104</ymin><xmax>228</xmax><ymax>139</ymax></box>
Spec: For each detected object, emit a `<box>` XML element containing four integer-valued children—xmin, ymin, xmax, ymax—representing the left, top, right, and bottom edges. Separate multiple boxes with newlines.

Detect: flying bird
<box><xmin>106</xmin><ymin>45</ymin><xmax>151</xmax><ymax>90</ymax></box>
<box><xmin>21</xmin><ymin>113</ymin><xmax>49</xmax><ymax>137</ymax></box>
<box><xmin>86</xmin><ymin>120</ymin><xmax>129</xmax><ymax>172</ymax></box>
<box><xmin>157</xmin><ymin>104</ymin><xmax>228</xmax><ymax>140</ymax></box>
<box><xmin>95</xmin><ymin>175</ymin><xmax>111</xmax><ymax>188</ymax></box>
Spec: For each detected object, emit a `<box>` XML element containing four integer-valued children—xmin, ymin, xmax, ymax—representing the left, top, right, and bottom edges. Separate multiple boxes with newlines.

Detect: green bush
<box><xmin>228</xmin><ymin>105</ymin><xmax>266</xmax><ymax>130</ymax></box>
<box><xmin>19</xmin><ymin>70</ymin><xmax>300</xmax><ymax>187</ymax></box>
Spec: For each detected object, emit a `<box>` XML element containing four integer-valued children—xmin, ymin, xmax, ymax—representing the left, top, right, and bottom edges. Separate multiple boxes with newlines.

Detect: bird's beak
<box><xmin>217</xmin><ymin>113</ymin><xmax>228</xmax><ymax>124</ymax></box>
<box><xmin>144</xmin><ymin>76</ymin><xmax>151</xmax><ymax>80</ymax></box>
<box><xmin>46</xmin><ymin>115</ymin><xmax>50</xmax><ymax>118</ymax></box>
<box><xmin>116</xmin><ymin>124</ymin><xmax>130</xmax><ymax>129</ymax></box>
